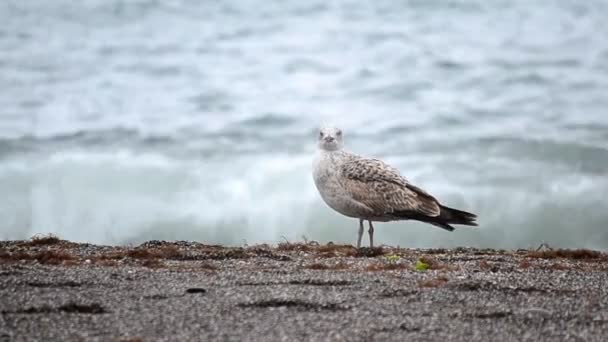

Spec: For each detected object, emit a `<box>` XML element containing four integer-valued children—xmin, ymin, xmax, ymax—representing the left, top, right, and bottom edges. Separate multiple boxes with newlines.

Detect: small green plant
<box><xmin>415</xmin><ymin>259</ymin><xmax>429</xmax><ymax>271</ymax></box>
<box><xmin>385</xmin><ymin>254</ymin><xmax>401</xmax><ymax>262</ymax></box>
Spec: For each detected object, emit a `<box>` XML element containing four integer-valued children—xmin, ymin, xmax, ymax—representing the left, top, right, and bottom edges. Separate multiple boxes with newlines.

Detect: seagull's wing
<box><xmin>339</xmin><ymin>157</ymin><xmax>440</xmax><ymax>218</ymax></box>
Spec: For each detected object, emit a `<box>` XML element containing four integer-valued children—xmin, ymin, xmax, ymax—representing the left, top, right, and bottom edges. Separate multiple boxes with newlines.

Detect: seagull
<box><xmin>312</xmin><ymin>126</ymin><xmax>477</xmax><ymax>248</ymax></box>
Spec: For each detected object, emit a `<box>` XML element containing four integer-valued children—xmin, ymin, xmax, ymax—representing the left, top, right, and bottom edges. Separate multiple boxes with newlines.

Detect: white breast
<box><xmin>312</xmin><ymin>151</ymin><xmax>369</xmax><ymax>219</ymax></box>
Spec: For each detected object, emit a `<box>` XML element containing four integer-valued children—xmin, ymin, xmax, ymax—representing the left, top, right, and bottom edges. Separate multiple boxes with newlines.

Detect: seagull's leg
<box><xmin>368</xmin><ymin>221</ymin><xmax>375</xmax><ymax>248</ymax></box>
<box><xmin>357</xmin><ymin>219</ymin><xmax>364</xmax><ymax>248</ymax></box>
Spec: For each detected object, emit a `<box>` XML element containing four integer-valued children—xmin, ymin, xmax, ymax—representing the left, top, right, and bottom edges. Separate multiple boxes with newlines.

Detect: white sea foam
<box><xmin>1</xmin><ymin>148</ymin><xmax>607</xmax><ymax>250</ymax></box>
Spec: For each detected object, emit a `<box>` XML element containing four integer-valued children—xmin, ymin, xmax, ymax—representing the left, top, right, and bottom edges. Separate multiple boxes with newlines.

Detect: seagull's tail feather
<box><xmin>437</xmin><ymin>205</ymin><xmax>478</xmax><ymax>228</ymax></box>
<box><xmin>393</xmin><ymin>205</ymin><xmax>477</xmax><ymax>232</ymax></box>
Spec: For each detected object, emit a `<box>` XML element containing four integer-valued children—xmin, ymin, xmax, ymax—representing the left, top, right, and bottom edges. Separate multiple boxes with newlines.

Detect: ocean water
<box><xmin>1</xmin><ymin>0</ymin><xmax>607</xmax><ymax>249</ymax></box>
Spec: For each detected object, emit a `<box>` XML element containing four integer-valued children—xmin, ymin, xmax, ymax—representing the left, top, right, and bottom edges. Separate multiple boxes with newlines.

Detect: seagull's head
<box><xmin>317</xmin><ymin>126</ymin><xmax>344</xmax><ymax>151</ymax></box>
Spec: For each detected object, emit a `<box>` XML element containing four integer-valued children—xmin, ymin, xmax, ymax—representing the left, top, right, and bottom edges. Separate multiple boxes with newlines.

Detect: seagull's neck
<box><xmin>317</xmin><ymin>148</ymin><xmax>350</xmax><ymax>163</ymax></box>
<box><xmin>319</xmin><ymin>148</ymin><xmax>341</xmax><ymax>155</ymax></box>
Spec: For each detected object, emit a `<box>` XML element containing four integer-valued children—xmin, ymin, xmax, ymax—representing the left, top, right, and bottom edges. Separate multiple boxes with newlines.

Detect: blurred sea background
<box><xmin>1</xmin><ymin>0</ymin><xmax>607</xmax><ymax>249</ymax></box>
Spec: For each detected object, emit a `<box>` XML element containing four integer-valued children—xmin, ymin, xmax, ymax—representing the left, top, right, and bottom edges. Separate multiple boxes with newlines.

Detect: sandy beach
<box><xmin>1</xmin><ymin>236</ymin><xmax>607</xmax><ymax>342</ymax></box>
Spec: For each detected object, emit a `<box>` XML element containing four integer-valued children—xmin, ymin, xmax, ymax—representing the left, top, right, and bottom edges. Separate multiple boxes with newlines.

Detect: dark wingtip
<box><xmin>440</xmin><ymin>205</ymin><xmax>478</xmax><ymax>227</ymax></box>
<box><xmin>431</xmin><ymin>222</ymin><xmax>456</xmax><ymax>231</ymax></box>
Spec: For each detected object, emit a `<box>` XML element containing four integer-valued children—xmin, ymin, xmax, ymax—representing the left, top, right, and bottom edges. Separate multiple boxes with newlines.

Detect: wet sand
<box><xmin>1</xmin><ymin>237</ymin><xmax>607</xmax><ymax>342</ymax></box>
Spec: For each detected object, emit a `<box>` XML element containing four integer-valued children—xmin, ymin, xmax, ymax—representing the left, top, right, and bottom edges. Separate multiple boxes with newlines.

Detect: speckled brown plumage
<box><xmin>339</xmin><ymin>157</ymin><xmax>441</xmax><ymax>219</ymax></box>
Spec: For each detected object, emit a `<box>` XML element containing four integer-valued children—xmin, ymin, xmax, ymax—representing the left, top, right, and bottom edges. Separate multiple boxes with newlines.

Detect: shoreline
<box><xmin>1</xmin><ymin>237</ymin><xmax>607</xmax><ymax>341</ymax></box>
